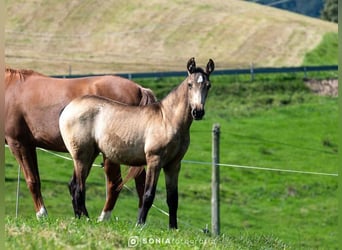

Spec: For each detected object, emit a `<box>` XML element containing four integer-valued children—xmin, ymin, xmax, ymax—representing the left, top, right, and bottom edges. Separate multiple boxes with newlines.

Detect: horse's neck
<box><xmin>160</xmin><ymin>80</ymin><xmax>192</xmax><ymax>129</ymax></box>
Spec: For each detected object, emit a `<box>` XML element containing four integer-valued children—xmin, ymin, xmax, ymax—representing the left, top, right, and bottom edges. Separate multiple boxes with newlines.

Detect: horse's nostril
<box><xmin>192</xmin><ymin>109</ymin><xmax>205</xmax><ymax>120</ymax></box>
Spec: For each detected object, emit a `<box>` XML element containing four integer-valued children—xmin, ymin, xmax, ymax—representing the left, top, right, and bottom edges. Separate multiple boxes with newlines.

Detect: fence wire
<box><xmin>4</xmin><ymin>145</ymin><xmax>337</xmax><ymax>232</ymax></box>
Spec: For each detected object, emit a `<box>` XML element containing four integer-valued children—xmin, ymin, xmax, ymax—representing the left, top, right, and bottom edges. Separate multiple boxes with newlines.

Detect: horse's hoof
<box><xmin>135</xmin><ymin>222</ymin><xmax>146</xmax><ymax>230</ymax></box>
<box><xmin>97</xmin><ymin>210</ymin><xmax>112</xmax><ymax>222</ymax></box>
<box><xmin>36</xmin><ymin>206</ymin><xmax>48</xmax><ymax>220</ymax></box>
<box><xmin>75</xmin><ymin>212</ymin><xmax>82</xmax><ymax>219</ymax></box>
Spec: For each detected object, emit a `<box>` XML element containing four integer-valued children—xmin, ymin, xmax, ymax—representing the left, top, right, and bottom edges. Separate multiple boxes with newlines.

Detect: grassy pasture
<box><xmin>5</xmin><ymin>1</ymin><xmax>338</xmax><ymax>248</ymax></box>
<box><xmin>5</xmin><ymin>73</ymin><xmax>338</xmax><ymax>249</ymax></box>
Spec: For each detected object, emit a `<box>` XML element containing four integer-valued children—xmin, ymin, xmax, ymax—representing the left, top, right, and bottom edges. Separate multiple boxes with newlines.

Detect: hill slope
<box><xmin>5</xmin><ymin>0</ymin><xmax>337</xmax><ymax>74</ymax></box>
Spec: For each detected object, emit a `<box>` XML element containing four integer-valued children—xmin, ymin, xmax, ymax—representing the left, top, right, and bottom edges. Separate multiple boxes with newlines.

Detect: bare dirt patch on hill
<box><xmin>304</xmin><ymin>79</ymin><xmax>338</xmax><ymax>97</ymax></box>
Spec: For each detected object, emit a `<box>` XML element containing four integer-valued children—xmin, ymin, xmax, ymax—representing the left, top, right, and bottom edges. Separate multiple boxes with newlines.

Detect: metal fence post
<box><xmin>303</xmin><ymin>66</ymin><xmax>307</xmax><ymax>78</ymax></box>
<box><xmin>16</xmin><ymin>164</ymin><xmax>21</xmax><ymax>218</ymax></box>
<box><xmin>211</xmin><ymin>124</ymin><xmax>220</xmax><ymax>236</ymax></box>
<box><xmin>250</xmin><ymin>63</ymin><xmax>254</xmax><ymax>81</ymax></box>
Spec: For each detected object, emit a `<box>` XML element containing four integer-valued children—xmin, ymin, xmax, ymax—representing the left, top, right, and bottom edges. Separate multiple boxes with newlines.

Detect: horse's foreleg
<box><xmin>98</xmin><ymin>158</ymin><xmax>122</xmax><ymax>222</ymax></box>
<box><xmin>164</xmin><ymin>163</ymin><xmax>181</xmax><ymax>229</ymax></box>
<box><xmin>6</xmin><ymin>140</ymin><xmax>48</xmax><ymax>219</ymax></box>
<box><xmin>137</xmin><ymin>156</ymin><xmax>161</xmax><ymax>226</ymax></box>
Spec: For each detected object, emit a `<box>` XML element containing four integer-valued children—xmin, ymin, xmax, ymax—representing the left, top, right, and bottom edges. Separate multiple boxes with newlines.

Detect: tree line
<box><xmin>246</xmin><ymin>0</ymin><xmax>337</xmax><ymax>23</ymax></box>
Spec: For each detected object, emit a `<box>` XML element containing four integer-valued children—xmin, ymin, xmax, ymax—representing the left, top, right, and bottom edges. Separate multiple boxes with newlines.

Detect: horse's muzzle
<box><xmin>191</xmin><ymin>108</ymin><xmax>205</xmax><ymax>120</ymax></box>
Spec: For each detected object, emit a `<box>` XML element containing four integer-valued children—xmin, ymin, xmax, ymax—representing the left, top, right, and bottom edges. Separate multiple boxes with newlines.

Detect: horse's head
<box><xmin>186</xmin><ymin>57</ymin><xmax>215</xmax><ymax>120</ymax></box>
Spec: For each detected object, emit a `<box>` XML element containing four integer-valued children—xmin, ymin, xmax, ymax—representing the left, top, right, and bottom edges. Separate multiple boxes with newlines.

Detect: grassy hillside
<box><xmin>5</xmin><ymin>73</ymin><xmax>338</xmax><ymax>249</ymax></box>
<box><xmin>303</xmin><ymin>32</ymin><xmax>338</xmax><ymax>65</ymax></box>
<box><xmin>5</xmin><ymin>0</ymin><xmax>337</xmax><ymax>74</ymax></box>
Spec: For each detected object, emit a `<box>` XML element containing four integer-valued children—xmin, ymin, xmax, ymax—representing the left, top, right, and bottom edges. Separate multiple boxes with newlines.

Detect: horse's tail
<box><xmin>117</xmin><ymin>166</ymin><xmax>145</xmax><ymax>190</ymax></box>
<box><xmin>139</xmin><ymin>87</ymin><xmax>157</xmax><ymax>106</ymax></box>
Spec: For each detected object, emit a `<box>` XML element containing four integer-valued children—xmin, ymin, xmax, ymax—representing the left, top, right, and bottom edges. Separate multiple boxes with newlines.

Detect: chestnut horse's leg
<box><xmin>97</xmin><ymin>158</ymin><xmax>122</xmax><ymax>221</ymax></box>
<box><xmin>137</xmin><ymin>156</ymin><xmax>162</xmax><ymax>226</ymax></box>
<box><xmin>98</xmin><ymin>160</ymin><xmax>146</xmax><ymax>222</ymax></box>
<box><xmin>6</xmin><ymin>139</ymin><xmax>47</xmax><ymax>219</ymax></box>
<box><xmin>163</xmin><ymin>162</ymin><xmax>181</xmax><ymax>229</ymax></box>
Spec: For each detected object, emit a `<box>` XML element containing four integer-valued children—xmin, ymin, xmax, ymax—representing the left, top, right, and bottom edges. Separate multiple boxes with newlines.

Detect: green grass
<box><xmin>5</xmin><ymin>217</ymin><xmax>290</xmax><ymax>250</ymax></box>
<box><xmin>303</xmin><ymin>32</ymin><xmax>338</xmax><ymax>65</ymax></box>
<box><xmin>5</xmin><ymin>73</ymin><xmax>338</xmax><ymax>249</ymax></box>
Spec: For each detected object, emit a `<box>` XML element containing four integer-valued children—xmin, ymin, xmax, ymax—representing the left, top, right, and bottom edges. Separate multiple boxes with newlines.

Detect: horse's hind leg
<box><xmin>72</xmin><ymin>161</ymin><xmax>91</xmax><ymax>218</ymax></box>
<box><xmin>68</xmin><ymin>171</ymin><xmax>78</xmax><ymax>217</ymax></box>
<box><xmin>6</xmin><ymin>139</ymin><xmax>48</xmax><ymax>219</ymax></box>
<box><xmin>98</xmin><ymin>158</ymin><xmax>122</xmax><ymax>221</ymax></box>
<box><xmin>72</xmin><ymin>151</ymin><xmax>97</xmax><ymax>219</ymax></box>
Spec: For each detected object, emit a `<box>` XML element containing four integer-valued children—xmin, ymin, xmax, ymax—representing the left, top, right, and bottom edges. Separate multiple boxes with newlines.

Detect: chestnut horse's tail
<box><xmin>117</xmin><ymin>166</ymin><xmax>145</xmax><ymax>191</ymax></box>
<box><xmin>139</xmin><ymin>87</ymin><xmax>157</xmax><ymax>106</ymax></box>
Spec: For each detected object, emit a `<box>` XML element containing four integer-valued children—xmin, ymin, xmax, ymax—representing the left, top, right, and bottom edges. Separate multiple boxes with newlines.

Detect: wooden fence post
<box><xmin>211</xmin><ymin>124</ymin><xmax>220</xmax><ymax>236</ymax></box>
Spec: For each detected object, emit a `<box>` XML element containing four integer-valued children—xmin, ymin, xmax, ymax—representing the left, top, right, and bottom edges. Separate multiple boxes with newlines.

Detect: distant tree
<box><xmin>245</xmin><ymin>0</ymin><xmax>324</xmax><ymax>18</ymax></box>
<box><xmin>321</xmin><ymin>0</ymin><xmax>338</xmax><ymax>23</ymax></box>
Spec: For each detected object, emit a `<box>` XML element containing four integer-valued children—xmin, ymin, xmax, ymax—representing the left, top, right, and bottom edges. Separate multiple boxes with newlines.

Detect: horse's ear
<box><xmin>187</xmin><ymin>57</ymin><xmax>196</xmax><ymax>75</ymax></box>
<box><xmin>206</xmin><ymin>59</ymin><xmax>215</xmax><ymax>75</ymax></box>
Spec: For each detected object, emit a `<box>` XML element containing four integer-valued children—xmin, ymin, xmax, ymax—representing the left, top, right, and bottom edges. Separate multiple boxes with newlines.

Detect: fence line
<box><xmin>37</xmin><ymin>148</ymin><xmax>102</xmax><ymax>168</ymax></box>
<box><xmin>183</xmin><ymin>160</ymin><xmax>338</xmax><ymax>177</ymax></box>
<box><xmin>51</xmin><ymin>65</ymin><xmax>338</xmax><ymax>80</ymax></box>
<box><xmin>34</xmin><ymin>147</ymin><xmax>341</xmax><ymax>177</ymax></box>
<box><xmin>5</xmin><ymin>144</ymin><xmax>337</xmax><ymax>233</ymax></box>
<box><xmin>5</xmin><ymin>145</ymin><xmax>337</xmax><ymax>177</ymax></box>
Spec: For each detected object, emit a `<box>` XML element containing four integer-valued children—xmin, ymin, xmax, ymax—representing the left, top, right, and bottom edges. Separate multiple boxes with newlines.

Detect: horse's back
<box><xmin>5</xmin><ymin>70</ymin><xmax>155</xmax><ymax>151</ymax></box>
<box><xmin>59</xmin><ymin>95</ymin><xmax>148</xmax><ymax>165</ymax></box>
<box><xmin>59</xmin><ymin>95</ymin><xmax>129</xmax><ymax>132</ymax></box>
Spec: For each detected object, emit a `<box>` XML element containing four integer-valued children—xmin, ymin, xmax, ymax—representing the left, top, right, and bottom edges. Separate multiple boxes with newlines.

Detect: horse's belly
<box><xmin>99</xmin><ymin>137</ymin><xmax>146</xmax><ymax>166</ymax></box>
<box><xmin>106</xmin><ymin>148</ymin><xmax>146</xmax><ymax>166</ymax></box>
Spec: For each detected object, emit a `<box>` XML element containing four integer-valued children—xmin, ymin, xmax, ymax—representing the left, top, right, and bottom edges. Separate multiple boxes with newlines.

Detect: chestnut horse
<box><xmin>5</xmin><ymin>68</ymin><xmax>157</xmax><ymax>219</ymax></box>
<box><xmin>59</xmin><ymin>58</ymin><xmax>214</xmax><ymax>228</ymax></box>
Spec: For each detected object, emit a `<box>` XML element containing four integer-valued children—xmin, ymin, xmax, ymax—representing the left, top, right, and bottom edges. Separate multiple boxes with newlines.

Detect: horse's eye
<box><xmin>188</xmin><ymin>82</ymin><xmax>193</xmax><ymax>89</ymax></box>
<box><xmin>207</xmin><ymin>83</ymin><xmax>211</xmax><ymax>89</ymax></box>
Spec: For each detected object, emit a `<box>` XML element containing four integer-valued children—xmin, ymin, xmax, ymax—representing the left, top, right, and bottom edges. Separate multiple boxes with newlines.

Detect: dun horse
<box><xmin>5</xmin><ymin>68</ymin><xmax>157</xmax><ymax>219</ymax></box>
<box><xmin>59</xmin><ymin>57</ymin><xmax>214</xmax><ymax>228</ymax></box>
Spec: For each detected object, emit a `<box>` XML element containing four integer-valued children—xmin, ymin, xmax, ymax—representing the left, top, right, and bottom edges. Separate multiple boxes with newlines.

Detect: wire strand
<box><xmin>182</xmin><ymin>160</ymin><xmax>338</xmax><ymax>177</ymax></box>
<box><xmin>5</xmin><ymin>145</ymin><xmax>337</xmax><ymax>177</ymax></box>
